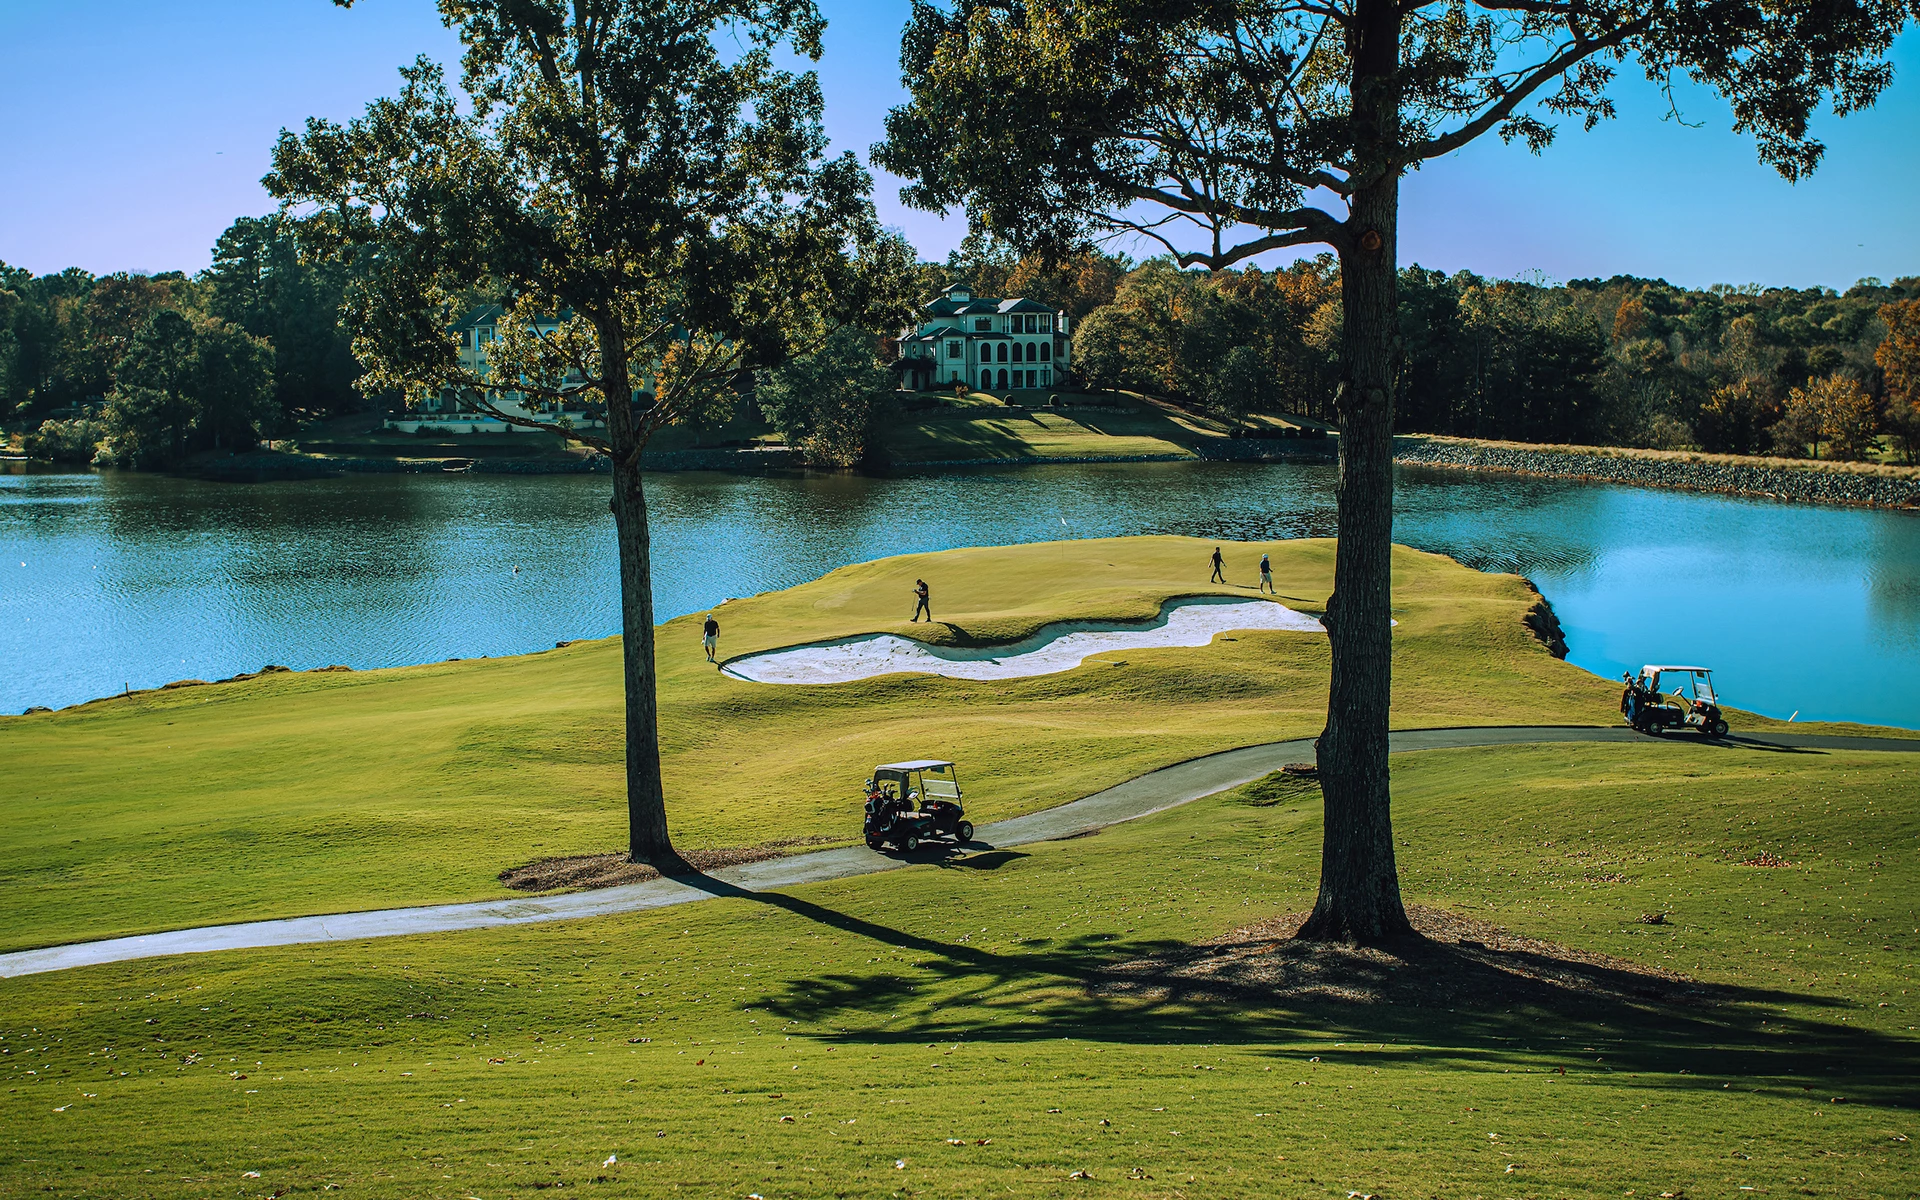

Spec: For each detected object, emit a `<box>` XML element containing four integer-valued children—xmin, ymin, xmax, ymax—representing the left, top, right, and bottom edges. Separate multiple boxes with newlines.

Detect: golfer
<box><xmin>1209</xmin><ymin>546</ymin><xmax>1225</xmax><ymax>583</ymax></box>
<box><xmin>702</xmin><ymin>613</ymin><xmax>719</xmax><ymax>662</ymax></box>
<box><xmin>911</xmin><ymin>579</ymin><xmax>931</xmax><ymax>622</ymax></box>
<box><xmin>1259</xmin><ymin>553</ymin><xmax>1274</xmax><ymax>593</ymax></box>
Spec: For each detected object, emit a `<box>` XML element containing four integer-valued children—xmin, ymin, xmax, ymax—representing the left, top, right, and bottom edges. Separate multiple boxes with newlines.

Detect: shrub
<box><xmin>24</xmin><ymin>418</ymin><xmax>106</xmax><ymax>464</ymax></box>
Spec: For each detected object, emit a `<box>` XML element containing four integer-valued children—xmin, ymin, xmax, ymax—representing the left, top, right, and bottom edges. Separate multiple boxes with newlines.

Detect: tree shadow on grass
<box><xmin>676</xmin><ymin>873</ymin><xmax>1919</xmax><ymax>1108</ymax></box>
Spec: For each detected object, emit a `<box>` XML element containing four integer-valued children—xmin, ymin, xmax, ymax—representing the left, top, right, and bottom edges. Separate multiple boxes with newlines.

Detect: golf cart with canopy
<box><xmin>1621</xmin><ymin>665</ymin><xmax>1730</xmax><ymax>737</ymax></box>
<box><xmin>863</xmin><ymin>759</ymin><xmax>974</xmax><ymax>853</ymax></box>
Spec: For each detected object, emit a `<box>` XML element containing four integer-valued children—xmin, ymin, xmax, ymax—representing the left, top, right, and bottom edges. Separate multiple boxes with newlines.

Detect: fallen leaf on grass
<box><xmin>1127</xmin><ymin>1167</ymin><xmax>1152</xmax><ymax>1180</ymax></box>
<box><xmin>1069</xmin><ymin>1170</ymin><xmax>1093</xmax><ymax>1179</ymax></box>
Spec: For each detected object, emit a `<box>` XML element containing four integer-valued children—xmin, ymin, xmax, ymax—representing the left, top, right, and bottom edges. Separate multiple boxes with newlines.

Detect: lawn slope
<box><xmin>0</xmin><ymin>741</ymin><xmax>1913</xmax><ymax>1197</ymax></box>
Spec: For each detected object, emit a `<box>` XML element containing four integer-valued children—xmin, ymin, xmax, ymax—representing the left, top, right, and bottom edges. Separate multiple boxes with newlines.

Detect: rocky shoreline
<box><xmin>1394</xmin><ymin>438</ymin><xmax>1919</xmax><ymax>509</ymax></box>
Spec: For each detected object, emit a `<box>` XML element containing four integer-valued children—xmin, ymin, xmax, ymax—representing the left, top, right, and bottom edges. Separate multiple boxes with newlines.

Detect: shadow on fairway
<box><xmin>675</xmin><ymin>872</ymin><xmax>1919</xmax><ymax>1109</ymax></box>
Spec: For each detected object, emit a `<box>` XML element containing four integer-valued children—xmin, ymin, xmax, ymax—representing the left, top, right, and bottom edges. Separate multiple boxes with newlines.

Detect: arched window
<box><xmin>997</xmin><ymin>368</ymin><xmax>1009</xmax><ymax>389</ymax></box>
<box><xmin>997</xmin><ymin>342</ymin><xmax>1008</xmax><ymax>363</ymax></box>
<box><xmin>980</xmin><ymin>365</ymin><xmax>992</xmax><ymax>388</ymax></box>
<box><xmin>1039</xmin><ymin>341</ymin><xmax>1051</xmax><ymax>361</ymax></box>
<box><xmin>1012</xmin><ymin>342</ymin><xmax>1024</xmax><ymax>363</ymax></box>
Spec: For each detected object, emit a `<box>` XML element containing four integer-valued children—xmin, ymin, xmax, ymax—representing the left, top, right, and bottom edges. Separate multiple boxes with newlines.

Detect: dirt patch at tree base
<box><xmin>1097</xmin><ymin>905</ymin><xmax>1701</xmax><ymax>1010</ymax></box>
<box><xmin>499</xmin><ymin>836</ymin><xmax>842</xmax><ymax>892</ymax></box>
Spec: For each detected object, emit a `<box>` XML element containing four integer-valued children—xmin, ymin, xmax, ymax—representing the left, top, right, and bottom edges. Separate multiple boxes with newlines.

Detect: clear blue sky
<box><xmin>2</xmin><ymin>0</ymin><xmax>1914</xmax><ymax>289</ymax></box>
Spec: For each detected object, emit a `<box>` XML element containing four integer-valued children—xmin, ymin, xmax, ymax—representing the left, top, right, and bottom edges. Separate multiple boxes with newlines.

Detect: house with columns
<box><xmin>894</xmin><ymin>283</ymin><xmax>1071</xmax><ymax>392</ymax></box>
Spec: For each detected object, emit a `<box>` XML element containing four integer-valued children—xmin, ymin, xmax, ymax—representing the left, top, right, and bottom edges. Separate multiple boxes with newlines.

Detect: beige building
<box><xmin>387</xmin><ymin>305</ymin><xmax>614</xmax><ymax>433</ymax></box>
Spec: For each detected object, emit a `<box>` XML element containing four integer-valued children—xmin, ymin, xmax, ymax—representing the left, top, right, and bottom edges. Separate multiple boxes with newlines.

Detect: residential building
<box><xmin>386</xmin><ymin>305</ymin><xmax>618</xmax><ymax>432</ymax></box>
<box><xmin>894</xmin><ymin>283</ymin><xmax>1071</xmax><ymax>392</ymax></box>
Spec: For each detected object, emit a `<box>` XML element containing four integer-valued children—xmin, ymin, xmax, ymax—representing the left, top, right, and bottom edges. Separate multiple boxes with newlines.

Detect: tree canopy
<box><xmin>877</xmin><ymin>0</ymin><xmax>1910</xmax><ymax>270</ymax></box>
<box><xmin>268</xmin><ymin>0</ymin><xmax>909</xmax><ymax>865</ymax></box>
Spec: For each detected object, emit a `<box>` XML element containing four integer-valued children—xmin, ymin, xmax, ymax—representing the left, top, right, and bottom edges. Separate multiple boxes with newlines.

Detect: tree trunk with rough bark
<box><xmin>600</xmin><ymin>317</ymin><xmax>682</xmax><ymax>870</ymax></box>
<box><xmin>1299</xmin><ymin>0</ymin><xmax>1414</xmax><ymax>945</ymax></box>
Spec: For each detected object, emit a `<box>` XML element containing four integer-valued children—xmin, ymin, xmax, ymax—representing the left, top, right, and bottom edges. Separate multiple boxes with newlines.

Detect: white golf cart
<box><xmin>1621</xmin><ymin>664</ymin><xmax>1730</xmax><ymax>738</ymax></box>
<box><xmin>862</xmin><ymin>759</ymin><xmax>973</xmax><ymax>852</ymax></box>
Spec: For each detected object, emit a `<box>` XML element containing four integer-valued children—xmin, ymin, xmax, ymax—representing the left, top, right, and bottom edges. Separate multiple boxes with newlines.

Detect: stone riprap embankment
<box><xmin>1394</xmin><ymin>438</ymin><xmax>1919</xmax><ymax>509</ymax></box>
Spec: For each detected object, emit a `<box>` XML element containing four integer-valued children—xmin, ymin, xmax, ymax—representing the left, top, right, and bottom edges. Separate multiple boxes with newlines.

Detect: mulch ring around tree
<box><xmin>499</xmin><ymin>836</ymin><xmax>842</xmax><ymax>892</ymax></box>
<box><xmin>1095</xmin><ymin>905</ymin><xmax>1704</xmax><ymax>1010</ymax></box>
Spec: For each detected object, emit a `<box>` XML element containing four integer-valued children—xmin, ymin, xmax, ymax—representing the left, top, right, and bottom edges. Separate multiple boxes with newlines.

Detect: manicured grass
<box><xmin>3</xmin><ymin>741</ymin><xmax>1914</xmax><ymax>1197</ymax></box>
<box><xmin>877</xmin><ymin>392</ymin><xmax>1234</xmax><ymax>463</ymax></box>
<box><xmin>0</xmin><ymin>536</ymin><xmax>1882</xmax><ymax>953</ymax></box>
<box><xmin>0</xmin><ymin>538</ymin><xmax>1566</xmax><ymax>951</ymax></box>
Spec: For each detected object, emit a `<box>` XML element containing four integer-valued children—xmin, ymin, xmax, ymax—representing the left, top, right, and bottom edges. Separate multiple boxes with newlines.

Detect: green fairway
<box><xmin>2</xmin><ymin>742</ymin><xmax>1914</xmax><ymax>1197</ymax></box>
<box><xmin>0</xmin><ymin>536</ymin><xmax>1627</xmax><ymax>952</ymax></box>
<box><xmin>1</xmin><ymin>535</ymin><xmax>1888</xmax><ymax>954</ymax></box>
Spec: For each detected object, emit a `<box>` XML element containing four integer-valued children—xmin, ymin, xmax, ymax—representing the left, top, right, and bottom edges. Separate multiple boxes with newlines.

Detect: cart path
<box><xmin>4</xmin><ymin>725</ymin><xmax>1916</xmax><ymax>979</ymax></box>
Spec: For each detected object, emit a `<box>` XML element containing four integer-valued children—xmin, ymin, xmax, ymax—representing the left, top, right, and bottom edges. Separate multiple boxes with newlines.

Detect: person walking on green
<box><xmin>702</xmin><ymin>613</ymin><xmax>720</xmax><ymax>662</ymax></box>
<box><xmin>1259</xmin><ymin>553</ymin><xmax>1275</xmax><ymax>594</ymax></box>
<box><xmin>911</xmin><ymin>579</ymin><xmax>931</xmax><ymax>622</ymax></box>
<box><xmin>1209</xmin><ymin>546</ymin><xmax>1225</xmax><ymax>583</ymax></box>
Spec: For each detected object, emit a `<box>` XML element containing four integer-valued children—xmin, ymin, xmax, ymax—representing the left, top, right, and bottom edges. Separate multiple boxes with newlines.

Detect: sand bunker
<box><xmin>722</xmin><ymin>597</ymin><xmax>1325</xmax><ymax>684</ymax></box>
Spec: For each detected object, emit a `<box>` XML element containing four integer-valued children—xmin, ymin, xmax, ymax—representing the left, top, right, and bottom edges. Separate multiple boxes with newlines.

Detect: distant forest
<box><xmin>940</xmin><ymin>239</ymin><xmax>1920</xmax><ymax>464</ymax></box>
<box><xmin>5</xmin><ymin>221</ymin><xmax>1918</xmax><ymax>466</ymax></box>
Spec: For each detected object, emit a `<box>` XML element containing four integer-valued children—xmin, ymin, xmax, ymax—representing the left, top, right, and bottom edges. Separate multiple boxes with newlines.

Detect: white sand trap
<box><xmin>722</xmin><ymin>597</ymin><xmax>1326</xmax><ymax>684</ymax></box>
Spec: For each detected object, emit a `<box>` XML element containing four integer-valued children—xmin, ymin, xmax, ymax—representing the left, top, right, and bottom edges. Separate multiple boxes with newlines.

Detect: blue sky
<box><xmin>1</xmin><ymin>0</ymin><xmax>1914</xmax><ymax>288</ymax></box>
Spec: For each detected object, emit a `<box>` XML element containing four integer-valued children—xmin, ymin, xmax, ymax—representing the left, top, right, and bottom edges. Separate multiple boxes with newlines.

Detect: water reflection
<box><xmin>2</xmin><ymin>459</ymin><xmax>1915</xmax><ymax>727</ymax></box>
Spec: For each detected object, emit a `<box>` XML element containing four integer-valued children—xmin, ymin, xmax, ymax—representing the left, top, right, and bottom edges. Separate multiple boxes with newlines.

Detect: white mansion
<box><xmin>895</xmin><ymin>283</ymin><xmax>1071</xmax><ymax>392</ymax></box>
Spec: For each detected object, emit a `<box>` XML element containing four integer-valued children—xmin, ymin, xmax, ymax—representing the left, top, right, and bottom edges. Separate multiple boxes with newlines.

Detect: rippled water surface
<box><xmin>3</xmin><ymin>460</ymin><xmax>1915</xmax><ymax>726</ymax></box>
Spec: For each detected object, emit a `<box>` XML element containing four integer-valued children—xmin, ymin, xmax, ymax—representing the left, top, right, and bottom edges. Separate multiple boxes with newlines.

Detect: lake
<box><xmin>3</xmin><ymin>460</ymin><xmax>1916</xmax><ymax>727</ymax></box>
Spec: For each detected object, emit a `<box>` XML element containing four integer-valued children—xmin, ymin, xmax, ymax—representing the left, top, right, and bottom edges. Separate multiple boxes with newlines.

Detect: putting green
<box><xmin>0</xmin><ymin>536</ymin><xmax>1875</xmax><ymax>953</ymax></box>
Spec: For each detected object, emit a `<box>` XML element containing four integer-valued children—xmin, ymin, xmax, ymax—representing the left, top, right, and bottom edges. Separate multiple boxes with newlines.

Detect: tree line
<box><xmin>1060</xmin><ymin>254</ymin><xmax>1920</xmax><ymax>464</ymax></box>
<box><xmin>1</xmin><ymin>216</ymin><xmax>360</xmax><ymax>466</ymax></box>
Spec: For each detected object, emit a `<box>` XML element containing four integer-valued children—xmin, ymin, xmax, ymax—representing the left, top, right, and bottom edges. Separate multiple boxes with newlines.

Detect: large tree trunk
<box><xmin>1298</xmin><ymin>0</ymin><xmax>1413</xmax><ymax>945</ymax></box>
<box><xmin>601</xmin><ymin>321</ymin><xmax>682</xmax><ymax>870</ymax></box>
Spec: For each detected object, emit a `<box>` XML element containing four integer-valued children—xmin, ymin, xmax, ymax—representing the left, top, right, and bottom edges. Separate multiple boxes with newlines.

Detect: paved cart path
<box><xmin>4</xmin><ymin>725</ymin><xmax>1915</xmax><ymax>979</ymax></box>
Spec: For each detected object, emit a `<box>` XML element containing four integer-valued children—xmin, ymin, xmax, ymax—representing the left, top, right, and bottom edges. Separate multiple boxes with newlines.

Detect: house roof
<box><xmin>450</xmin><ymin>304</ymin><xmax>504</xmax><ymax>333</ymax></box>
<box><xmin>922</xmin><ymin>289</ymin><xmax>1058</xmax><ymax>316</ymax></box>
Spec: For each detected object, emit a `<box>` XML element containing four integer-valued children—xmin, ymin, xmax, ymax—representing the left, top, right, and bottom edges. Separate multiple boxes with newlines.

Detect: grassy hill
<box><xmin>874</xmin><ymin>390</ymin><xmax>1333</xmax><ymax>465</ymax></box>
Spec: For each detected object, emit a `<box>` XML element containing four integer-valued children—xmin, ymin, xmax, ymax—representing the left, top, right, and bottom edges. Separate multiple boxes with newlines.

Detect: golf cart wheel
<box><xmin>902</xmin><ymin>834</ymin><xmax>920</xmax><ymax>853</ymax></box>
<box><xmin>956</xmin><ymin>820</ymin><xmax>975</xmax><ymax>844</ymax></box>
<box><xmin>1711</xmin><ymin>718</ymin><xmax>1729</xmax><ymax>738</ymax></box>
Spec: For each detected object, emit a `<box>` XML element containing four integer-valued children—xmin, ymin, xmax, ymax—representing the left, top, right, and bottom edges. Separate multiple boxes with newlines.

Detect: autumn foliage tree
<box><xmin>1879</xmin><ymin>299</ymin><xmax>1920</xmax><ymax>464</ymax></box>
<box><xmin>878</xmin><ymin>0</ymin><xmax>1915</xmax><ymax>942</ymax></box>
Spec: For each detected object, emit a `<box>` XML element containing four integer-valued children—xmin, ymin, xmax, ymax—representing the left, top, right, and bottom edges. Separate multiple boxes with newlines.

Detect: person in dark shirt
<box><xmin>1259</xmin><ymin>553</ymin><xmax>1274</xmax><ymax>593</ymax></box>
<box><xmin>1209</xmin><ymin>546</ymin><xmax>1225</xmax><ymax>583</ymax></box>
<box><xmin>702</xmin><ymin>614</ymin><xmax>720</xmax><ymax>662</ymax></box>
<box><xmin>912</xmin><ymin>579</ymin><xmax>931</xmax><ymax>622</ymax></box>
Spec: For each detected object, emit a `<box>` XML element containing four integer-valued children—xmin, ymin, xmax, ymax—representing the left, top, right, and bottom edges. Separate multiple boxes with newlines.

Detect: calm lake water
<box><xmin>3</xmin><ymin>460</ymin><xmax>1916</xmax><ymax>727</ymax></box>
